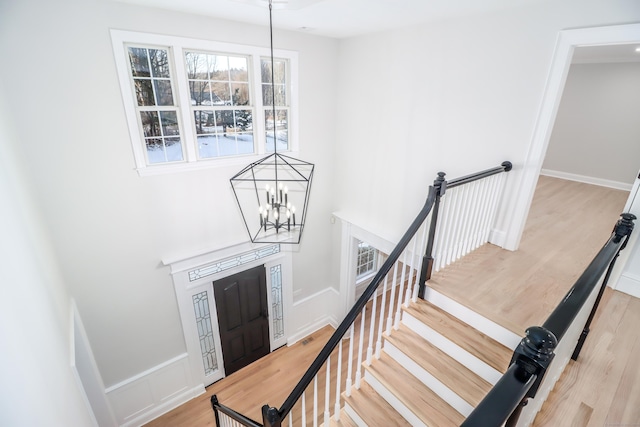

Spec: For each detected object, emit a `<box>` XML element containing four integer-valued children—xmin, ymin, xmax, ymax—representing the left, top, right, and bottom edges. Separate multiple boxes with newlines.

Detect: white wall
<box><xmin>333</xmin><ymin>0</ymin><xmax>640</xmax><ymax>243</ymax></box>
<box><xmin>0</xmin><ymin>0</ymin><xmax>338</xmax><ymax>389</ymax></box>
<box><xmin>0</xmin><ymin>95</ymin><xmax>96</xmax><ymax>426</ymax></box>
<box><xmin>543</xmin><ymin>62</ymin><xmax>640</xmax><ymax>186</ymax></box>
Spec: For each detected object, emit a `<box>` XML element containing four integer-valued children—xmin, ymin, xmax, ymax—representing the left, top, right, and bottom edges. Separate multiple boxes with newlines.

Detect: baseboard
<box><xmin>105</xmin><ymin>353</ymin><xmax>204</xmax><ymax>426</ymax></box>
<box><xmin>540</xmin><ymin>169</ymin><xmax>633</xmax><ymax>191</ymax></box>
<box><xmin>287</xmin><ymin>287</ymin><xmax>340</xmax><ymax>345</ymax></box>
<box><xmin>488</xmin><ymin>228</ymin><xmax>507</xmax><ymax>248</ymax></box>
<box><xmin>615</xmin><ymin>272</ymin><xmax>640</xmax><ymax>298</ymax></box>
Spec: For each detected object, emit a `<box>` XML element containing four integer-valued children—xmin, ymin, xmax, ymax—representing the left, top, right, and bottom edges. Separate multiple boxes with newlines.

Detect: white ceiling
<box><xmin>113</xmin><ymin>0</ymin><xmax>640</xmax><ymax>61</ymax></box>
<box><xmin>112</xmin><ymin>0</ymin><xmax>545</xmax><ymax>39</ymax></box>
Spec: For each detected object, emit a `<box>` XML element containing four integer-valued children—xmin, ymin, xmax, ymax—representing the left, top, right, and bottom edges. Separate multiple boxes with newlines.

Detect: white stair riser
<box><xmin>363</xmin><ymin>371</ymin><xmax>427</xmax><ymax>427</ymax></box>
<box><xmin>342</xmin><ymin>403</ymin><xmax>367</xmax><ymax>427</ymax></box>
<box><xmin>383</xmin><ymin>341</ymin><xmax>473</xmax><ymax>416</ymax></box>
<box><xmin>401</xmin><ymin>311</ymin><xmax>503</xmax><ymax>385</ymax></box>
<box><xmin>423</xmin><ymin>287</ymin><xmax>521</xmax><ymax>349</ymax></box>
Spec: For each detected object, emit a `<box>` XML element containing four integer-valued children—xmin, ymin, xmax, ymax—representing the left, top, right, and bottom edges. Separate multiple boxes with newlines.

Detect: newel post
<box><xmin>571</xmin><ymin>212</ymin><xmax>636</xmax><ymax>361</ymax></box>
<box><xmin>505</xmin><ymin>326</ymin><xmax>558</xmax><ymax>427</ymax></box>
<box><xmin>418</xmin><ymin>172</ymin><xmax>447</xmax><ymax>299</ymax></box>
<box><xmin>262</xmin><ymin>405</ymin><xmax>282</xmax><ymax>427</ymax></box>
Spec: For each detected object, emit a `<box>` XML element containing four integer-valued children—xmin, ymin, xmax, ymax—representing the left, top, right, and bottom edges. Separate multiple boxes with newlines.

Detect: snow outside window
<box><xmin>356</xmin><ymin>240</ymin><xmax>378</xmax><ymax>283</ymax></box>
<box><xmin>111</xmin><ymin>30</ymin><xmax>298</xmax><ymax>176</ymax></box>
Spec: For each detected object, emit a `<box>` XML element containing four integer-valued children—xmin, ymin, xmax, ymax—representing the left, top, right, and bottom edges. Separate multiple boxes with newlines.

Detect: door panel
<box><xmin>214</xmin><ymin>265</ymin><xmax>270</xmax><ymax>376</ymax></box>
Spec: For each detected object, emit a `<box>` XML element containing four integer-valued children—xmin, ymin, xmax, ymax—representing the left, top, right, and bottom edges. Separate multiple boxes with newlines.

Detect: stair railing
<box><xmin>211</xmin><ymin>161</ymin><xmax>513</xmax><ymax>427</ymax></box>
<box><xmin>461</xmin><ymin>212</ymin><xmax>637</xmax><ymax>427</ymax></box>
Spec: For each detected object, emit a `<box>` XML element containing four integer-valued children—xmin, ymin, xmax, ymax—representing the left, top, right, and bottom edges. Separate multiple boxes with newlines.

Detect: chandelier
<box><xmin>230</xmin><ymin>0</ymin><xmax>314</xmax><ymax>244</ymax></box>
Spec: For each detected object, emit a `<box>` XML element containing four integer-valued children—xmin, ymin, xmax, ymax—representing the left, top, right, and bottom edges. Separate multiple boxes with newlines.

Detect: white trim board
<box><xmin>287</xmin><ymin>287</ymin><xmax>341</xmax><ymax>345</ymax></box>
<box><xmin>504</xmin><ymin>23</ymin><xmax>640</xmax><ymax>251</ymax></box>
<box><xmin>616</xmin><ymin>272</ymin><xmax>640</xmax><ymax>299</ymax></box>
<box><xmin>105</xmin><ymin>353</ymin><xmax>204</xmax><ymax>427</ymax></box>
<box><xmin>540</xmin><ymin>169</ymin><xmax>633</xmax><ymax>191</ymax></box>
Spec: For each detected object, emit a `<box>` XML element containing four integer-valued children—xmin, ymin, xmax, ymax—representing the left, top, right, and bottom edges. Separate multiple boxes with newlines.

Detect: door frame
<box><xmin>504</xmin><ymin>23</ymin><xmax>640</xmax><ymax>251</ymax></box>
<box><xmin>165</xmin><ymin>241</ymin><xmax>293</xmax><ymax>387</ymax></box>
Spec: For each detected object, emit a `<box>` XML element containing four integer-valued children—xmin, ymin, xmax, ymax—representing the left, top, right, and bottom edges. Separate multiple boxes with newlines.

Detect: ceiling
<box><xmin>112</xmin><ymin>0</ymin><xmax>545</xmax><ymax>39</ymax></box>
<box><xmin>112</xmin><ymin>0</ymin><xmax>640</xmax><ymax>61</ymax></box>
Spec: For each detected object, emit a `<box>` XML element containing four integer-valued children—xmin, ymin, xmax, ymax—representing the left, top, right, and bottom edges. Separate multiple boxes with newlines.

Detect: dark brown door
<box><xmin>214</xmin><ymin>265</ymin><xmax>270</xmax><ymax>376</ymax></box>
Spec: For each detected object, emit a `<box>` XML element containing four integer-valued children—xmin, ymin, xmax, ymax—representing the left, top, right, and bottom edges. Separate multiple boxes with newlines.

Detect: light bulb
<box><xmin>274</xmin><ymin>211</ymin><xmax>279</xmax><ymax>220</ymax></box>
<box><xmin>284</xmin><ymin>186</ymin><xmax>288</xmax><ymax>194</ymax></box>
<box><xmin>291</xmin><ymin>206</ymin><xmax>296</xmax><ymax>213</ymax></box>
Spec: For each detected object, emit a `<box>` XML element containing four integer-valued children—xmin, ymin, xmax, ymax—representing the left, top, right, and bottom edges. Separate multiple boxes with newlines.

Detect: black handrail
<box><xmin>273</xmin><ymin>185</ymin><xmax>439</xmax><ymax>423</ymax></box>
<box><xmin>211</xmin><ymin>395</ymin><xmax>262</xmax><ymax>427</ymax></box>
<box><xmin>543</xmin><ymin>213</ymin><xmax>636</xmax><ymax>341</ymax></box>
<box><xmin>446</xmin><ymin>161</ymin><xmax>512</xmax><ymax>189</ymax></box>
<box><xmin>462</xmin><ymin>212</ymin><xmax>636</xmax><ymax>427</ymax></box>
<box><xmin>211</xmin><ymin>162</ymin><xmax>514</xmax><ymax>427</ymax></box>
<box><xmin>460</xmin><ymin>364</ymin><xmax>536</xmax><ymax>427</ymax></box>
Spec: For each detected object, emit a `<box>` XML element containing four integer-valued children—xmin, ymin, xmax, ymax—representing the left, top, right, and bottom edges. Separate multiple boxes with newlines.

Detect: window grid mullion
<box><xmin>172</xmin><ymin>45</ymin><xmax>198</xmax><ymax>163</ymax></box>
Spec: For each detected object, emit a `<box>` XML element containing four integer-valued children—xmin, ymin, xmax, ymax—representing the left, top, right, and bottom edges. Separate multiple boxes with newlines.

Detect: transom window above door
<box><xmin>111</xmin><ymin>30</ymin><xmax>298</xmax><ymax>176</ymax></box>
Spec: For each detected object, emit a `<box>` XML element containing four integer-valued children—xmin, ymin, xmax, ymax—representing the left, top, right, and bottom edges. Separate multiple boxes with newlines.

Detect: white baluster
<box><xmin>324</xmin><ymin>356</ymin><xmax>330</xmax><ymax>426</ymax></box>
<box><xmin>334</xmin><ymin>339</ymin><xmax>342</xmax><ymax>420</ymax></box>
<box><xmin>355</xmin><ymin>307</ymin><xmax>365</xmax><ymax>388</ymax></box>
<box><xmin>457</xmin><ymin>183</ymin><xmax>474</xmax><ymax>260</ymax></box>
<box><xmin>345</xmin><ymin>324</ymin><xmax>354</xmax><ymax>396</ymax></box>
<box><xmin>465</xmin><ymin>180</ymin><xmax>482</xmax><ymax>255</ymax></box>
<box><xmin>313</xmin><ymin>375</ymin><xmax>318</xmax><ymax>427</ymax></box>
<box><xmin>394</xmin><ymin>251</ymin><xmax>408</xmax><ymax>329</ymax></box>
<box><xmin>472</xmin><ymin>178</ymin><xmax>491</xmax><ymax>250</ymax></box>
<box><xmin>289</xmin><ymin>411</ymin><xmax>293</xmax><ymax>427</ymax></box>
<box><xmin>485</xmin><ymin>174</ymin><xmax>504</xmax><ymax>243</ymax></box>
<box><xmin>301</xmin><ymin>391</ymin><xmax>306</xmax><ymax>427</ymax></box>
<box><xmin>375</xmin><ymin>276</ymin><xmax>388</xmax><ymax>359</ymax></box>
<box><xmin>366</xmin><ymin>280</ymin><xmax>377</xmax><ymax>365</ymax></box>
<box><xmin>386</xmin><ymin>261</ymin><xmax>399</xmax><ymax>335</ymax></box>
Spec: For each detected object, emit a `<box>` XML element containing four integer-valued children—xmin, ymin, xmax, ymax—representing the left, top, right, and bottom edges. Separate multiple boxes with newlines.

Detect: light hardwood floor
<box><xmin>146</xmin><ymin>176</ymin><xmax>638</xmax><ymax>426</ymax></box>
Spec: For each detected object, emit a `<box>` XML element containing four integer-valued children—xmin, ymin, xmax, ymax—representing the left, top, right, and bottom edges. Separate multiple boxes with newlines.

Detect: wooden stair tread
<box><xmin>343</xmin><ymin>381</ymin><xmax>411</xmax><ymax>427</ymax></box>
<box><xmin>325</xmin><ymin>409</ymin><xmax>359</xmax><ymax>427</ymax></box>
<box><xmin>385</xmin><ymin>324</ymin><xmax>493</xmax><ymax>407</ymax></box>
<box><xmin>365</xmin><ymin>353</ymin><xmax>465</xmax><ymax>426</ymax></box>
<box><xmin>403</xmin><ymin>300</ymin><xmax>512</xmax><ymax>373</ymax></box>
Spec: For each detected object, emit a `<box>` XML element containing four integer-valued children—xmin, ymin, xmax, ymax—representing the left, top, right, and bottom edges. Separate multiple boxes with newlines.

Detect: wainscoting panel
<box><xmin>105</xmin><ymin>354</ymin><xmax>204</xmax><ymax>427</ymax></box>
<box><xmin>288</xmin><ymin>287</ymin><xmax>341</xmax><ymax>345</ymax></box>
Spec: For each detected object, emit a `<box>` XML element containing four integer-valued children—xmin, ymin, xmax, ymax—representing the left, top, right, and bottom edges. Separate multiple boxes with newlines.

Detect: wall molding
<box><xmin>540</xmin><ymin>168</ymin><xmax>633</xmax><ymax>191</ymax></box>
<box><xmin>287</xmin><ymin>287</ymin><xmax>340</xmax><ymax>345</ymax></box>
<box><xmin>616</xmin><ymin>272</ymin><xmax>640</xmax><ymax>299</ymax></box>
<box><xmin>105</xmin><ymin>353</ymin><xmax>204</xmax><ymax>426</ymax></box>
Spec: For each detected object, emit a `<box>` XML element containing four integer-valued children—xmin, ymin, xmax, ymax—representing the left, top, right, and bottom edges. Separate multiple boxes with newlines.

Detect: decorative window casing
<box><xmin>111</xmin><ymin>30</ymin><xmax>299</xmax><ymax>176</ymax></box>
<box><xmin>192</xmin><ymin>291</ymin><xmax>218</xmax><ymax>376</ymax></box>
<box><xmin>270</xmin><ymin>264</ymin><xmax>285</xmax><ymax>340</ymax></box>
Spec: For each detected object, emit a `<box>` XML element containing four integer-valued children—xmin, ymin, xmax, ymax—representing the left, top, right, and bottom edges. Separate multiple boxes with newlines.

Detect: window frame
<box><xmin>111</xmin><ymin>30</ymin><xmax>299</xmax><ymax>176</ymax></box>
<box><xmin>355</xmin><ymin>240</ymin><xmax>379</xmax><ymax>284</ymax></box>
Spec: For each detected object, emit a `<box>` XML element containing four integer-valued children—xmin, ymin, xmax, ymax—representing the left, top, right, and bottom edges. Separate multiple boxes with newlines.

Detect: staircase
<box><xmin>328</xmin><ymin>287</ymin><xmax>522</xmax><ymax>427</ymax></box>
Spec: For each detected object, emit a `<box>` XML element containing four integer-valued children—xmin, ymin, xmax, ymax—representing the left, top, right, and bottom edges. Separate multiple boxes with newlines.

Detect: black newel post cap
<box><xmin>262</xmin><ymin>405</ymin><xmax>281</xmax><ymax>427</ymax></box>
<box><xmin>502</xmin><ymin>161</ymin><xmax>513</xmax><ymax>172</ymax></box>
<box><xmin>521</xmin><ymin>326</ymin><xmax>558</xmax><ymax>361</ymax></box>
<box><xmin>614</xmin><ymin>213</ymin><xmax>636</xmax><ymax>245</ymax></box>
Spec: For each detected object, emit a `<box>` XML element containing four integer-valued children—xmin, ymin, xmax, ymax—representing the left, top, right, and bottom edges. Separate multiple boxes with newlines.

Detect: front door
<box><xmin>214</xmin><ymin>265</ymin><xmax>270</xmax><ymax>376</ymax></box>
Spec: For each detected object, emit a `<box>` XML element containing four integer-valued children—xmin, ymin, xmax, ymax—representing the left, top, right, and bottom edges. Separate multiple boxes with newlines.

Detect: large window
<box><xmin>111</xmin><ymin>30</ymin><xmax>298</xmax><ymax>176</ymax></box>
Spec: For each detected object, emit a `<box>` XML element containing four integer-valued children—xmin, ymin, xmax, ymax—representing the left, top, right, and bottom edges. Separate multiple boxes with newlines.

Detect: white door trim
<box><xmin>504</xmin><ymin>23</ymin><xmax>640</xmax><ymax>251</ymax></box>
<box><xmin>165</xmin><ymin>241</ymin><xmax>293</xmax><ymax>387</ymax></box>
